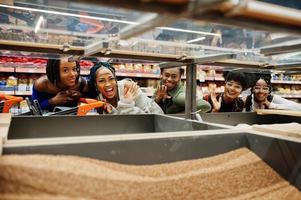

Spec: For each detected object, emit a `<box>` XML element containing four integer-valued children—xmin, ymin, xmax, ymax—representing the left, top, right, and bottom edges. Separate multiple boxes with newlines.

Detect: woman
<box><xmin>153</xmin><ymin>67</ymin><xmax>211</xmax><ymax>114</ymax></box>
<box><xmin>245</xmin><ymin>74</ymin><xmax>301</xmax><ymax>111</ymax></box>
<box><xmin>89</xmin><ymin>62</ymin><xmax>163</xmax><ymax>114</ymax></box>
<box><xmin>206</xmin><ymin>71</ymin><xmax>247</xmax><ymax>112</ymax></box>
<box><xmin>32</xmin><ymin>57</ymin><xmax>89</xmax><ymax>111</ymax></box>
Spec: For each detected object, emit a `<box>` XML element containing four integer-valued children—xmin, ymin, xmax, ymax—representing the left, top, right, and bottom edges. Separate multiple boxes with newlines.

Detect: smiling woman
<box><xmin>205</xmin><ymin>71</ymin><xmax>248</xmax><ymax>112</ymax></box>
<box><xmin>245</xmin><ymin>74</ymin><xmax>301</xmax><ymax>111</ymax></box>
<box><xmin>32</xmin><ymin>58</ymin><xmax>89</xmax><ymax>111</ymax></box>
<box><xmin>89</xmin><ymin>62</ymin><xmax>163</xmax><ymax>114</ymax></box>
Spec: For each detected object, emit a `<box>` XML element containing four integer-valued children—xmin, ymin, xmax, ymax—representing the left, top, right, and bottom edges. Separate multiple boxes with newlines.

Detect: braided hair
<box><xmin>46</xmin><ymin>58</ymin><xmax>80</xmax><ymax>86</ymax></box>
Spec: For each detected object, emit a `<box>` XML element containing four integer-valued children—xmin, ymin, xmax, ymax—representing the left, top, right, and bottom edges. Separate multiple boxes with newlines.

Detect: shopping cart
<box><xmin>0</xmin><ymin>93</ymin><xmax>23</xmax><ymax>113</ymax></box>
<box><xmin>27</xmin><ymin>98</ymin><xmax>106</xmax><ymax>116</ymax></box>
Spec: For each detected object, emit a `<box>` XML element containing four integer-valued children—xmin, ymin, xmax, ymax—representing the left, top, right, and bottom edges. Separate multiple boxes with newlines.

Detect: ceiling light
<box><xmin>187</xmin><ymin>37</ymin><xmax>206</xmax><ymax>43</ymax></box>
<box><xmin>0</xmin><ymin>4</ymin><xmax>137</xmax><ymax>25</ymax></box>
<box><xmin>157</xmin><ymin>27</ymin><xmax>220</xmax><ymax>37</ymax></box>
<box><xmin>34</xmin><ymin>15</ymin><xmax>44</xmax><ymax>33</ymax></box>
<box><xmin>0</xmin><ymin>4</ymin><xmax>220</xmax><ymax>37</ymax></box>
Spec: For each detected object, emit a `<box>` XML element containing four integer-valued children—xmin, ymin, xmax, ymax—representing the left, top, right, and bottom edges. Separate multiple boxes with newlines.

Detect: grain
<box><xmin>0</xmin><ymin>148</ymin><xmax>300</xmax><ymax>200</ymax></box>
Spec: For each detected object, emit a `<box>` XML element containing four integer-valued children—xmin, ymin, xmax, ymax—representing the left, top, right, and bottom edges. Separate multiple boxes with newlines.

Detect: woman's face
<box><xmin>253</xmin><ymin>79</ymin><xmax>269</xmax><ymax>102</ymax></box>
<box><xmin>95</xmin><ymin>67</ymin><xmax>117</xmax><ymax>99</ymax></box>
<box><xmin>59</xmin><ymin>60</ymin><xmax>78</xmax><ymax>88</ymax></box>
<box><xmin>161</xmin><ymin>68</ymin><xmax>181</xmax><ymax>91</ymax></box>
<box><xmin>224</xmin><ymin>80</ymin><xmax>243</xmax><ymax>100</ymax></box>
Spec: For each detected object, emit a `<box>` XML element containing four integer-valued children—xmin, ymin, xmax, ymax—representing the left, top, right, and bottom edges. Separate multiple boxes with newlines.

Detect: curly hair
<box><xmin>224</xmin><ymin>71</ymin><xmax>248</xmax><ymax>90</ymax></box>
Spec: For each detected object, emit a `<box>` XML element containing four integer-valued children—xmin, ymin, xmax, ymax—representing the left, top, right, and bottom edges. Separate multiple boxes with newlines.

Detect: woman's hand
<box><xmin>102</xmin><ymin>100</ymin><xmax>114</xmax><ymax>114</ymax></box>
<box><xmin>209</xmin><ymin>85</ymin><xmax>222</xmax><ymax>112</ymax></box>
<box><xmin>154</xmin><ymin>85</ymin><xmax>171</xmax><ymax>103</ymax></box>
<box><xmin>68</xmin><ymin>90</ymin><xmax>83</xmax><ymax>100</ymax></box>
<box><xmin>123</xmin><ymin>81</ymin><xmax>139</xmax><ymax>103</ymax></box>
<box><xmin>258</xmin><ymin>98</ymin><xmax>271</xmax><ymax>109</ymax></box>
<box><xmin>49</xmin><ymin>91</ymin><xmax>75</xmax><ymax>105</ymax></box>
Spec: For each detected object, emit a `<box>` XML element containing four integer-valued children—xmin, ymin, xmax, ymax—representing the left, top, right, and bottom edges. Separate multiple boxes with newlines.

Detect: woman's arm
<box><xmin>269</xmin><ymin>95</ymin><xmax>301</xmax><ymax>111</ymax></box>
<box><xmin>196</xmin><ymin>98</ymin><xmax>212</xmax><ymax>113</ymax></box>
<box><xmin>32</xmin><ymin>77</ymin><xmax>53</xmax><ymax>110</ymax></box>
<box><xmin>117</xmin><ymin>80</ymin><xmax>164</xmax><ymax>114</ymax></box>
<box><xmin>32</xmin><ymin>77</ymin><xmax>76</xmax><ymax>110</ymax></box>
<box><xmin>172</xmin><ymin>90</ymin><xmax>211</xmax><ymax>113</ymax></box>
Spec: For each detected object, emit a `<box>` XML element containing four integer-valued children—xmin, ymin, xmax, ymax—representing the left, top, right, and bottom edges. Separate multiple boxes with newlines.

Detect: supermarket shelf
<box><xmin>1</xmin><ymin>65</ymin><xmax>226</xmax><ymax>82</ymax></box>
<box><xmin>271</xmin><ymin>80</ymin><xmax>301</xmax><ymax>84</ymax></box>
<box><xmin>0</xmin><ymin>66</ymin><xmax>14</xmax><ymax>72</ymax></box>
<box><xmin>15</xmin><ymin>67</ymin><xmax>46</xmax><ymax>73</ymax></box>
<box><xmin>0</xmin><ymin>90</ymin><xmax>32</xmax><ymax>96</ymax></box>
<box><xmin>199</xmin><ymin>76</ymin><xmax>225</xmax><ymax>82</ymax></box>
<box><xmin>15</xmin><ymin>91</ymin><xmax>32</xmax><ymax>96</ymax></box>
<box><xmin>0</xmin><ymin>91</ymin><xmax>15</xmax><ymax>95</ymax></box>
<box><xmin>116</xmin><ymin>72</ymin><xmax>160</xmax><ymax>78</ymax></box>
<box><xmin>81</xmin><ymin>70</ymin><xmax>90</xmax><ymax>75</ymax></box>
<box><xmin>214</xmin><ymin>77</ymin><xmax>225</xmax><ymax>81</ymax></box>
<box><xmin>81</xmin><ymin>70</ymin><xmax>160</xmax><ymax>78</ymax></box>
<box><xmin>274</xmin><ymin>94</ymin><xmax>301</xmax><ymax>98</ymax></box>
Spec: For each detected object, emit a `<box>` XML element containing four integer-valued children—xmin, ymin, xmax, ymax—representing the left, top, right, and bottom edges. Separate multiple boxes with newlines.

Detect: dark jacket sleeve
<box><xmin>31</xmin><ymin>85</ymin><xmax>52</xmax><ymax>110</ymax></box>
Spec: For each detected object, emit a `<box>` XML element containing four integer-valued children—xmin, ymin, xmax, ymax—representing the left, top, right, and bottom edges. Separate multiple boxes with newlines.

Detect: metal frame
<box><xmin>3</xmin><ymin>127</ymin><xmax>301</xmax><ymax>190</ymax></box>
<box><xmin>62</xmin><ymin>0</ymin><xmax>301</xmax><ymax>35</ymax></box>
<box><xmin>185</xmin><ymin>63</ymin><xmax>197</xmax><ymax>119</ymax></box>
<box><xmin>268</xmin><ymin>63</ymin><xmax>301</xmax><ymax>71</ymax></box>
<box><xmin>261</xmin><ymin>42</ymin><xmax>301</xmax><ymax>56</ymax></box>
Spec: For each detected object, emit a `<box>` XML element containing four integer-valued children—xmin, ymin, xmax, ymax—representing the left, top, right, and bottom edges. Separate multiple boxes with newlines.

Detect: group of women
<box><xmin>32</xmin><ymin>58</ymin><xmax>301</xmax><ymax>115</ymax></box>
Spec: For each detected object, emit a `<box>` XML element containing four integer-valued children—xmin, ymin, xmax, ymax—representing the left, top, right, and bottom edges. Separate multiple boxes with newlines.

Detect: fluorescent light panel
<box><xmin>0</xmin><ymin>4</ymin><xmax>220</xmax><ymax>37</ymax></box>
<box><xmin>0</xmin><ymin>4</ymin><xmax>138</xmax><ymax>25</ymax></box>
<box><xmin>187</xmin><ymin>37</ymin><xmax>206</xmax><ymax>43</ymax></box>
<box><xmin>34</xmin><ymin>15</ymin><xmax>44</xmax><ymax>33</ymax></box>
<box><xmin>157</xmin><ymin>27</ymin><xmax>220</xmax><ymax>37</ymax></box>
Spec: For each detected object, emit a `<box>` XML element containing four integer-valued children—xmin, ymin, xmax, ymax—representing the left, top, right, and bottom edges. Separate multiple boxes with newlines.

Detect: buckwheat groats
<box><xmin>0</xmin><ymin>148</ymin><xmax>300</xmax><ymax>200</ymax></box>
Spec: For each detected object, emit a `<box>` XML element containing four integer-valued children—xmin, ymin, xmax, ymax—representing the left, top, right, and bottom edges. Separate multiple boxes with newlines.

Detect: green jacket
<box><xmin>153</xmin><ymin>84</ymin><xmax>211</xmax><ymax>114</ymax></box>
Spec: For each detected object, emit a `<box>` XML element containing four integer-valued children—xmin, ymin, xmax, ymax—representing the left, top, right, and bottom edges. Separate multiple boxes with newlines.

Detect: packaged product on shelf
<box><xmin>17</xmin><ymin>74</ymin><xmax>29</xmax><ymax>91</ymax></box>
<box><xmin>215</xmin><ymin>72</ymin><xmax>224</xmax><ymax>80</ymax></box>
<box><xmin>19</xmin><ymin>100</ymin><xmax>30</xmax><ymax>114</ymax></box>
<box><xmin>133</xmin><ymin>64</ymin><xmax>143</xmax><ymax>73</ymax></box>
<box><xmin>6</xmin><ymin>75</ymin><xmax>18</xmax><ymax>92</ymax></box>
<box><xmin>116</xmin><ymin>63</ymin><xmax>126</xmax><ymax>72</ymax></box>
<box><xmin>0</xmin><ymin>74</ymin><xmax>7</xmax><ymax>91</ymax></box>
<box><xmin>80</xmin><ymin>60</ymin><xmax>93</xmax><ymax>71</ymax></box>
<box><xmin>125</xmin><ymin>63</ymin><xmax>134</xmax><ymax>73</ymax></box>
<box><xmin>207</xmin><ymin>69</ymin><xmax>216</xmax><ymax>78</ymax></box>
<box><xmin>143</xmin><ymin>64</ymin><xmax>152</xmax><ymax>74</ymax></box>
<box><xmin>198</xmin><ymin>70</ymin><xmax>206</xmax><ymax>82</ymax></box>
<box><xmin>33</xmin><ymin>58</ymin><xmax>47</xmax><ymax>68</ymax></box>
<box><xmin>152</xmin><ymin>65</ymin><xmax>160</xmax><ymax>74</ymax></box>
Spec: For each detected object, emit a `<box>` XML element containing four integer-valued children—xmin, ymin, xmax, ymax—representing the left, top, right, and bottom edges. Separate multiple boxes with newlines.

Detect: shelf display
<box><xmin>1</xmin><ymin>0</ymin><xmax>301</xmax><ymax>198</ymax></box>
<box><xmin>0</xmin><ymin>3</ymin><xmax>300</xmax><ymax>115</ymax></box>
<box><xmin>271</xmin><ymin>73</ymin><xmax>301</xmax><ymax>101</ymax></box>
